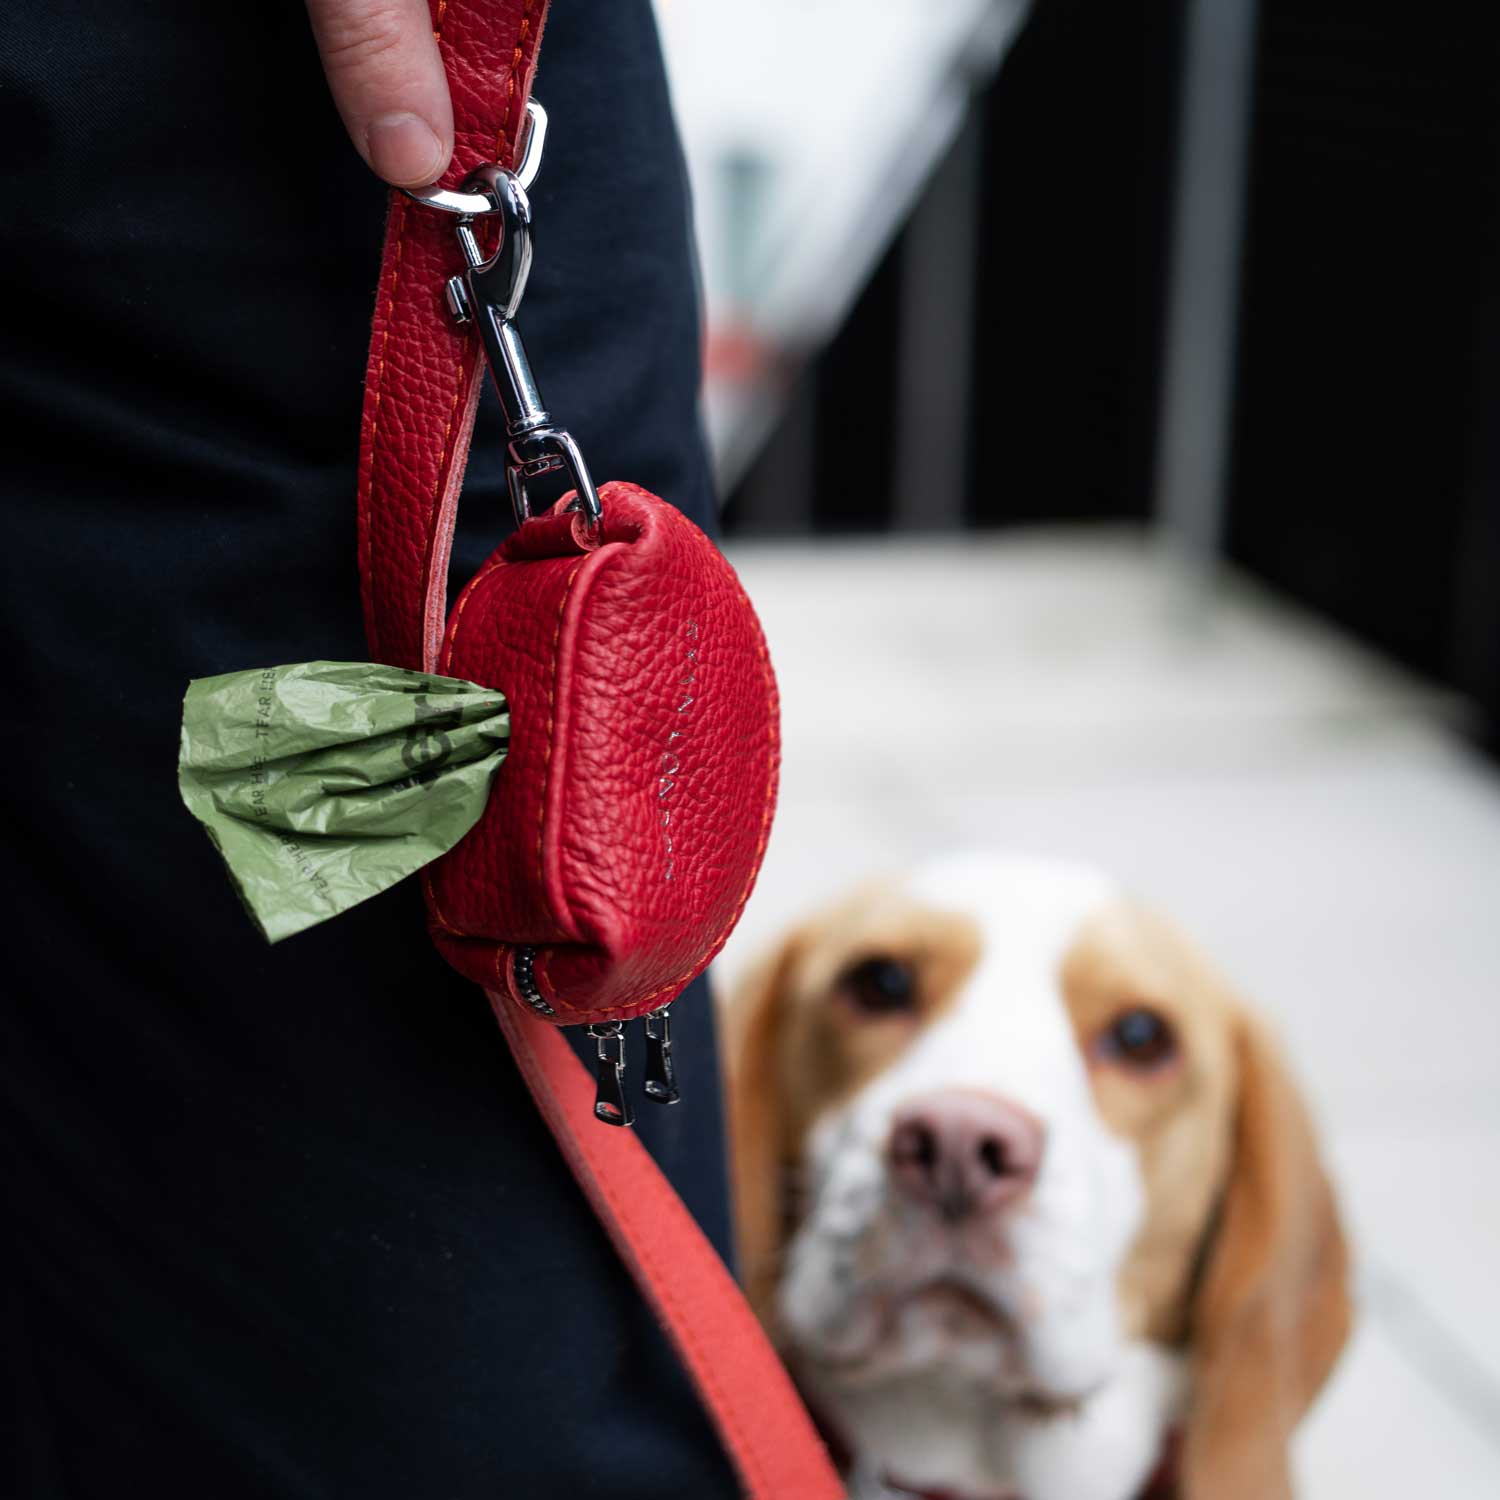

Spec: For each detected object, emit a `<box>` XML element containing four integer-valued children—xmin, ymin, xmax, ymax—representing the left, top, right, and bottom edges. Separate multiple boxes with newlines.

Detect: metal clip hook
<box><xmin>407</xmin><ymin>101</ymin><xmax>602</xmax><ymax>533</ymax></box>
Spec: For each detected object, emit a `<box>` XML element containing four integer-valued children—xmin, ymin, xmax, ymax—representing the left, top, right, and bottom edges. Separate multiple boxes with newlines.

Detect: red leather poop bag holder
<box><xmin>357</xmin><ymin>3</ymin><xmax>842</xmax><ymax>1496</ymax></box>
<box><xmin>368</xmin><ymin>84</ymin><xmax>770</xmax><ymax>1132</ymax></box>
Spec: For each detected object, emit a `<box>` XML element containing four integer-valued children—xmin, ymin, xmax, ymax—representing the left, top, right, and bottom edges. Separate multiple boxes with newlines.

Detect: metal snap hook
<box><xmin>399</xmin><ymin>99</ymin><xmax>602</xmax><ymax>534</ymax></box>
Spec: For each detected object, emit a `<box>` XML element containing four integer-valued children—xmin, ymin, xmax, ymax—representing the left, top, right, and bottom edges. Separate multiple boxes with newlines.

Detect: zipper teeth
<box><xmin>511</xmin><ymin>945</ymin><xmax>556</xmax><ymax>1018</ymax></box>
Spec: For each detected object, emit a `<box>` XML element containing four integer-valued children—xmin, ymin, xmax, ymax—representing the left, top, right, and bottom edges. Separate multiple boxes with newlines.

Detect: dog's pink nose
<box><xmin>887</xmin><ymin>1094</ymin><xmax>1045</xmax><ymax>1222</ymax></box>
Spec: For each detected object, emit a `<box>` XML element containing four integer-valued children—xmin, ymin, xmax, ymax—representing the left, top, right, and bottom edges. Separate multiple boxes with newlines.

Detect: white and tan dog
<box><xmin>726</xmin><ymin>854</ymin><xmax>1350</xmax><ymax>1500</ymax></box>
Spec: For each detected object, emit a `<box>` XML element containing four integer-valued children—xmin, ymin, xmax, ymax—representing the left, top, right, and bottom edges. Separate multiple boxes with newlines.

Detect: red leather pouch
<box><xmin>427</xmin><ymin>480</ymin><xmax>778</xmax><ymax>1068</ymax></box>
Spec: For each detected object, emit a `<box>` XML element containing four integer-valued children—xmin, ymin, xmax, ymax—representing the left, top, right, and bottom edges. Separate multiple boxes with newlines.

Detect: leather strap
<box><xmin>355</xmin><ymin>5</ymin><xmax>842</xmax><ymax>1495</ymax></box>
<box><xmin>494</xmin><ymin>1000</ymin><xmax>844</xmax><ymax>1498</ymax></box>
<box><xmin>357</xmin><ymin>1</ymin><xmax>546</xmax><ymax>674</ymax></box>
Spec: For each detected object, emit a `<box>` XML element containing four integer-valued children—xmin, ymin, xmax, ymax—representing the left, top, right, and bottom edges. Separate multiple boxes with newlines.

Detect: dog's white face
<box><xmin>779</xmin><ymin>858</ymin><xmax>1142</xmax><ymax>1405</ymax></box>
<box><xmin>729</xmin><ymin>854</ymin><xmax>1351</xmax><ymax>1500</ymax></box>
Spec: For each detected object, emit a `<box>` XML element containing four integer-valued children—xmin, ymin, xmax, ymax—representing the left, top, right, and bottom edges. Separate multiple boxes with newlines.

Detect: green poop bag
<box><xmin>178</xmin><ymin>660</ymin><xmax>509</xmax><ymax>943</ymax></box>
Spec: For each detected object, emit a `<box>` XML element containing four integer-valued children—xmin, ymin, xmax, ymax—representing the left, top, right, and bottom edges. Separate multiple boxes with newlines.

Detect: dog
<box><xmin>725</xmin><ymin>854</ymin><xmax>1350</xmax><ymax>1500</ymax></box>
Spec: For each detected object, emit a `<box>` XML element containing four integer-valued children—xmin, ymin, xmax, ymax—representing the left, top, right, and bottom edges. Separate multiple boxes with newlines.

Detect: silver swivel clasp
<box><xmin>402</xmin><ymin>101</ymin><xmax>602</xmax><ymax>533</ymax></box>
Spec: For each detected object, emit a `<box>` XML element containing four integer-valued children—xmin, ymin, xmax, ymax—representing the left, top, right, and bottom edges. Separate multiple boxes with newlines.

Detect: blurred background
<box><xmin>653</xmin><ymin>0</ymin><xmax>1500</xmax><ymax>1493</ymax></box>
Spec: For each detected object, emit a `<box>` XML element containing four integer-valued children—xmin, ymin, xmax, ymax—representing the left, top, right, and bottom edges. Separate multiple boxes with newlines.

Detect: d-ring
<box><xmin>398</xmin><ymin>100</ymin><xmax>548</xmax><ymax>215</ymax></box>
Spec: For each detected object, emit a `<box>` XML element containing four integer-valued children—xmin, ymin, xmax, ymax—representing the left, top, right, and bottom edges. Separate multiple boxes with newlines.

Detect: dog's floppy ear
<box><xmin>1180</xmin><ymin>1013</ymin><xmax>1352</xmax><ymax>1500</ymax></box>
<box><xmin>722</xmin><ymin>931</ymin><xmax>804</xmax><ymax>1321</ymax></box>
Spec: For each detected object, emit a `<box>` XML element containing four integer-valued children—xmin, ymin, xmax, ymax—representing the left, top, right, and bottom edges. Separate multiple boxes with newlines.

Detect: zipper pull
<box><xmin>642</xmin><ymin>1005</ymin><xmax>680</xmax><ymax>1105</ymax></box>
<box><xmin>589</xmin><ymin>1022</ymin><xmax>633</xmax><ymax>1127</ymax></box>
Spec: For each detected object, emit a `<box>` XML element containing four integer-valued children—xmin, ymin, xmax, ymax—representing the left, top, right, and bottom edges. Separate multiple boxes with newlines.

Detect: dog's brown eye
<box><xmin>838</xmin><ymin>957</ymin><xmax>917</xmax><ymax>1017</ymax></box>
<box><xmin>1100</xmin><ymin>1007</ymin><xmax>1177</xmax><ymax>1070</ymax></box>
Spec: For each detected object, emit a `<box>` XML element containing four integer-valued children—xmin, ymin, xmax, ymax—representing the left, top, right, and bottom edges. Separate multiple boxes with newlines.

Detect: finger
<box><xmin>306</xmin><ymin>0</ymin><xmax>453</xmax><ymax>189</ymax></box>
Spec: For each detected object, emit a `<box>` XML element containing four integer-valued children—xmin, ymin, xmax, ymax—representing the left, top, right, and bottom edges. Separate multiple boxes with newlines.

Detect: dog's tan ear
<box><xmin>1180</xmin><ymin>1014</ymin><xmax>1352</xmax><ymax>1500</ymax></box>
<box><xmin>722</xmin><ymin>933</ymin><xmax>803</xmax><ymax>1321</ymax></box>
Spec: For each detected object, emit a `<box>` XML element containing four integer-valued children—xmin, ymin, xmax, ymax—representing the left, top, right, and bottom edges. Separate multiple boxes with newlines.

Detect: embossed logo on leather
<box><xmin>658</xmin><ymin>619</ymin><xmax>699</xmax><ymax>883</ymax></box>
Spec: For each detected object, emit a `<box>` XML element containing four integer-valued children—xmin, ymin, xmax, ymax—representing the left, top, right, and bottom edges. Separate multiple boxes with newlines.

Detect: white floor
<box><xmin>719</xmin><ymin>527</ymin><xmax>1500</xmax><ymax>1497</ymax></box>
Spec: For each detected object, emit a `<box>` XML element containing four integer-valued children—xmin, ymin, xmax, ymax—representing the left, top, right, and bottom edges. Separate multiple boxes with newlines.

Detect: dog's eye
<box><xmin>1100</xmin><ymin>1007</ymin><xmax>1178</xmax><ymax>1070</ymax></box>
<box><xmin>838</xmin><ymin>957</ymin><xmax>917</xmax><ymax>1017</ymax></box>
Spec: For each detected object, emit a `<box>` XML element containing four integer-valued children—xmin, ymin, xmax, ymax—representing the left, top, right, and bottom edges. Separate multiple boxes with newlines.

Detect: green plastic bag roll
<box><xmin>178</xmin><ymin>660</ymin><xmax>509</xmax><ymax>943</ymax></box>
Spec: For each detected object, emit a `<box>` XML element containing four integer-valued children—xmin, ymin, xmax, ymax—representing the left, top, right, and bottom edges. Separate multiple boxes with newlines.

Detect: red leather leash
<box><xmin>355</xmin><ymin>1</ymin><xmax>543</xmax><ymax>674</ymax></box>
<box><xmin>355</xmin><ymin>5</ymin><xmax>842</xmax><ymax>1495</ymax></box>
<box><xmin>495</xmin><ymin>1000</ymin><xmax>844</xmax><ymax>1499</ymax></box>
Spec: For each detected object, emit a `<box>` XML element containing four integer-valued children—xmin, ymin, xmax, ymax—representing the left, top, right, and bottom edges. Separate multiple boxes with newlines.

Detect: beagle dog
<box><xmin>725</xmin><ymin>855</ymin><xmax>1351</xmax><ymax>1500</ymax></box>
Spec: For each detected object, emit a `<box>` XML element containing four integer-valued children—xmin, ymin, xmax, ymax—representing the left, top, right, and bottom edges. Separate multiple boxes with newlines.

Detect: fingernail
<box><xmin>365</xmin><ymin>112</ymin><xmax>446</xmax><ymax>188</ymax></box>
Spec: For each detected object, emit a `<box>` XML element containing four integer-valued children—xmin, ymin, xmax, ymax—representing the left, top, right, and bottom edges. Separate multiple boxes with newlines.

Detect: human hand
<box><xmin>305</xmin><ymin>0</ymin><xmax>453</xmax><ymax>189</ymax></box>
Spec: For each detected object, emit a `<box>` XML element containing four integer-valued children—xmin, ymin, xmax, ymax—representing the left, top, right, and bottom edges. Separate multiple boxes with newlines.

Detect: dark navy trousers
<box><xmin>0</xmin><ymin>2</ymin><xmax>739</xmax><ymax>1493</ymax></box>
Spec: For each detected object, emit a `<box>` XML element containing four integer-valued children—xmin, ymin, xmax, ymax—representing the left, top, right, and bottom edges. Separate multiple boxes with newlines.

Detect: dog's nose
<box><xmin>887</xmin><ymin>1094</ymin><xmax>1045</xmax><ymax>1222</ymax></box>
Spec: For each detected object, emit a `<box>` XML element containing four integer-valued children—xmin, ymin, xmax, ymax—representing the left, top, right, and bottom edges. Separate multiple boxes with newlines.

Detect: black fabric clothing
<box><xmin>1</xmin><ymin>2</ymin><xmax>738</xmax><ymax>1495</ymax></box>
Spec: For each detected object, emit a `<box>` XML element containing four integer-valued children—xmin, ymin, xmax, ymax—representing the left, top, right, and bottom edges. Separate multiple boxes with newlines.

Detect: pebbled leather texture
<box><xmin>357</xmin><ymin>0</ymin><xmax>547</xmax><ymax>676</ymax></box>
<box><xmin>429</xmin><ymin>483</ymin><xmax>780</xmax><ymax>1025</ymax></box>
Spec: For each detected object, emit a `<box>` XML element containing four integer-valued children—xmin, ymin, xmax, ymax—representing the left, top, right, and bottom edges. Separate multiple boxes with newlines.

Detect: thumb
<box><xmin>306</xmin><ymin>0</ymin><xmax>454</xmax><ymax>189</ymax></box>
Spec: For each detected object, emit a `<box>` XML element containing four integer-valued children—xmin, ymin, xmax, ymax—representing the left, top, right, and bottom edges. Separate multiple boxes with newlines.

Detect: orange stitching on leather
<box><xmin>529</xmin><ymin>514</ymin><xmax>783</xmax><ymax>1024</ymax></box>
<box><xmin>535</xmin><ymin>952</ymin><xmax>581</xmax><ymax>1017</ymax></box>
<box><xmin>365</xmin><ymin>0</ymin><xmax>469</xmax><ymax>666</ymax></box>
<box><xmin>430</xmin><ymin>367</ymin><xmax>468</xmax><ymax>509</ymax></box>
<box><xmin>493</xmin><ymin>1</ymin><xmax>533</xmax><ymax>166</ymax></box>
<box><xmin>425</xmin><ymin>359</ymin><xmax>474</xmax><ymax>649</ymax></box>
<box><xmin>440</xmin><ymin>554</ymin><xmax>507</xmax><ymax>671</ymax></box>
<box><xmin>536</xmin><ymin>558</ymin><xmax>587</xmax><ymax>922</ymax></box>
<box><xmin>585</xmin><ymin>1171</ymin><xmax>772</xmax><ymax>1496</ymax></box>
<box><xmin>362</xmin><ymin>204</ymin><xmax>410</xmax><ymax>662</ymax></box>
<box><xmin>496</xmin><ymin>1</ymin><xmax>533</xmax><ymax>164</ymax></box>
<box><xmin>423</xmin><ymin>0</ymin><xmax>538</xmax><ymax>666</ymax></box>
<box><xmin>420</xmin><ymin>553</ymin><xmax>511</xmax><ymax>942</ymax></box>
<box><xmin>421</xmin><ymin>548</ymin><xmax>584</xmax><ymax>980</ymax></box>
<box><xmin>422</xmin><ymin>869</ymin><xmax>465</xmax><ymax>936</ymax></box>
